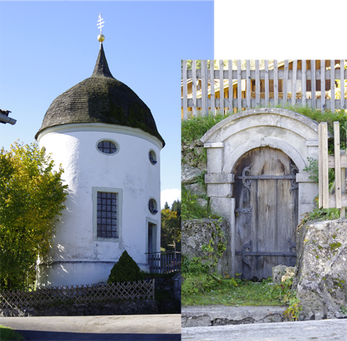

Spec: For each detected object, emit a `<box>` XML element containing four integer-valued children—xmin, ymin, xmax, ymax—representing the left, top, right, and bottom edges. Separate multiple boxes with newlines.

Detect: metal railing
<box><xmin>146</xmin><ymin>251</ymin><xmax>181</xmax><ymax>274</ymax></box>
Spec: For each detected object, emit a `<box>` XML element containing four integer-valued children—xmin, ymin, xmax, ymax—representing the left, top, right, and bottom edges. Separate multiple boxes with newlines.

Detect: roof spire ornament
<box><xmin>97</xmin><ymin>13</ymin><xmax>105</xmax><ymax>42</ymax></box>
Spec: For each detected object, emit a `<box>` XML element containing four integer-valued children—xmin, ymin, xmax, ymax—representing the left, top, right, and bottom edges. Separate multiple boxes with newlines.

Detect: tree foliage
<box><xmin>161</xmin><ymin>201</ymin><xmax>181</xmax><ymax>251</ymax></box>
<box><xmin>0</xmin><ymin>141</ymin><xmax>68</xmax><ymax>290</ymax></box>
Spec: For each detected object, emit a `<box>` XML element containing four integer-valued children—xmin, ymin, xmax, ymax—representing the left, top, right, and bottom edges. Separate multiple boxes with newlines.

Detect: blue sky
<box><xmin>0</xmin><ymin>1</ymin><xmax>213</xmax><ymax>208</ymax></box>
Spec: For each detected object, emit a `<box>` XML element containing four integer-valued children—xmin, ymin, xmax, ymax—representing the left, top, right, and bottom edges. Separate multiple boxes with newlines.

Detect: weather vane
<box><xmin>97</xmin><ymin>13</ymin><xmax>105</xmax><ymax>42</ymax></box>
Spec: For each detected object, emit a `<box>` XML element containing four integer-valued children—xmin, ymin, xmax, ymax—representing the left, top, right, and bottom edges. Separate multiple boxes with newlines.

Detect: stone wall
<box><xmin>294</xmin><ymin>219</ymin><xmax>347</xmax><ymax>320</ymax></box>
<box><xmin>181</xmin><ymin>138</ymin><xmax>208</xmax><ymax>209</ymax></box>
<box><xmin>0</xmin><ymin>300</ymin><xmax>158</xmax><ymax>317</ymax></box>
<box><xmin>182</xmin><ymin>219</ymin><xmax>231</xmax><ymax>275</ymax></box>
<box><xmin>182</xmin><ymin>137</ymin><xmax>231</xmax><ymax>275</ymax></box>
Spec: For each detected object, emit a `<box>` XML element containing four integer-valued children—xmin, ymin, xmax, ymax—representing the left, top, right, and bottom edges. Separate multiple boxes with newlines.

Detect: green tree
<box><xmin>0</xmin><ymin>141</ymin><xmax>68</xmax><ymax>290</ymax></box>
<box><xmin>161</xmin><ymin>200</ymin><xmax>181</xmax><ymax>251</ymax></box>
<box><xmin>171</xmin><ymin>200</ymin><xmax>181</xmax><ymax>218</ymax></box>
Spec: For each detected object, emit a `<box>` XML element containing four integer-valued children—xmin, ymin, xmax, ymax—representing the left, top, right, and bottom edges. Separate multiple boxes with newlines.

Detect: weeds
<box><xmin>301</xmin><ymin>196</ymin><xmax>340</xmax><ymax>224</ymax></box>
<box><xmin>182</xmin><ymin>105</ymin><xmax>347</xmax><ymax>150</ymax></box>
<box><xmin>182</xmin><ymin>271</ymin><xmax>302</xmax><ymax>320</ymax></box>
<box><xmin>181</xmin><ymin>113</ymin><xmax>232</xmax><ymax>145</ymax></box>
<box><xmin>181</xmin><ymin>187</ymin><xmax>220</xmax><ymax>220</ymax></box>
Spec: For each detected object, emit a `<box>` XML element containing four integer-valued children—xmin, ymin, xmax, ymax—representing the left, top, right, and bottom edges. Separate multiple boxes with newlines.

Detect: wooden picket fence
<box><xmin>182</xmin><ymin>59</ymin><xmax>347</xmax><ymax>120</ymax></box>
<box><xmin>0</xmin><ymin>279</ymin><xmax>155</xmax><ymax>309</ymax></box>
<box><xmin>319</xmin><ymin>122</ymin><xmax>347</xmax><ymax>218</ymax></box>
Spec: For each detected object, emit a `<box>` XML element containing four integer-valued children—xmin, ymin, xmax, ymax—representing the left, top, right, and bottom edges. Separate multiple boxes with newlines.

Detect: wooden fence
<box><xmin>0</xmin><ymin>279</ymin><xmax>155</xmax><ymax>309</ymax></box>
<box><xmin>181</xmin><ymin>60</ymin><xmax>347</xmax><ymax>120</ymax></box>
<box><xmin>319</xmin><ymin>122</ymin><xmax>347</xmax><ymax>218</ymax></box>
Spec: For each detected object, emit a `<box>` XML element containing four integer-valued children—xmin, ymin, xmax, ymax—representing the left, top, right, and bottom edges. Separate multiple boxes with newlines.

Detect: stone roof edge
<box><xmin>201</xmin><ymin>108</ymin><xmax>322</xmax><ymax>143</ymax></box>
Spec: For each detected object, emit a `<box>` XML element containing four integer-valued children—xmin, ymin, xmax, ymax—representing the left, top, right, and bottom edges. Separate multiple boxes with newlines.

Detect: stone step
<box><xmin>181</xmin><ymin>305</ymin><xmax>287</xmax><ymax>327</ymax></box>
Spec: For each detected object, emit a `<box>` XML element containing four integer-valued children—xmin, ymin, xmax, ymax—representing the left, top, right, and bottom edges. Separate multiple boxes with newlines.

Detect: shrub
<box><xmin>107</xmin><ymin>250</ymin><xmax>144</xmax><ymax>284</ymax></box>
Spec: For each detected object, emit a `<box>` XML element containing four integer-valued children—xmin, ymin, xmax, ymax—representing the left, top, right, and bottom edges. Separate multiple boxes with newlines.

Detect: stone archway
<box><xmin>201</xmin><ymin>108</ymin><xmax>319</xmax><ymax>277</ymax></box>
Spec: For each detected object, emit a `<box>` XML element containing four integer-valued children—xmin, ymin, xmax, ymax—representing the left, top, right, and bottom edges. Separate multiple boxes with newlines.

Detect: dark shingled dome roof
<box><xmin>35</xmin><ymin>44</ymin><xmax>165</xmax><ymax>146</ymax></box>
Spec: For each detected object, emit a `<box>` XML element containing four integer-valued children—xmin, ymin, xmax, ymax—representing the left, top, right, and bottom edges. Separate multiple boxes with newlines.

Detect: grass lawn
<box><xmin>0</xmin><ymin>325</ymin><xmax>24</xmax><ymax>341</ymax></box>
<box><xmin>182</xmin><ymin>276</ymin><xmax>292</xmax><ymax>307</ymax></box>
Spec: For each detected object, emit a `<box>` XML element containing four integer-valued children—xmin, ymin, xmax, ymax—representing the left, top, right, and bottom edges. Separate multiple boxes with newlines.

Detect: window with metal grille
<box><xmin>97</xmin><ymin>192</ymin><xmax>118</xmax><ymax>238</ymax></box>
<box><xmin>97</xmin><ymin>140</ymin><xmax>117</xmax><ymax>154</ymax></box>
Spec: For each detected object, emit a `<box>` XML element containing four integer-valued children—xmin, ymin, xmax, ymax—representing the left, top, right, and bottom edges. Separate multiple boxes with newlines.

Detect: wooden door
<box><xmin>234</xmin><ymin>147</ymin><xmax>298</xmax><ymax>280</ymax></box>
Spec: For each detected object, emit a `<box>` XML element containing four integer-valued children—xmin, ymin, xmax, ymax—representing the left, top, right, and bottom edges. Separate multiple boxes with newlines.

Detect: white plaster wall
<box><xmin>36</xmin><ymin>124</ymin><xmax>162</xmax><ymax>287</ymax></box>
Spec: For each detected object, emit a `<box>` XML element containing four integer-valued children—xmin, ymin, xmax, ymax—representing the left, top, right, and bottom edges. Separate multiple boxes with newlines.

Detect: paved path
<box><xmin>182</xmin><ymin>318</ymin><xmax>347</xmax><ymax>340</ymax></box>
<box><xmin>0</xmin><ymin>314</ymin><xmax>181</xmax><ymax>340</ymax></box>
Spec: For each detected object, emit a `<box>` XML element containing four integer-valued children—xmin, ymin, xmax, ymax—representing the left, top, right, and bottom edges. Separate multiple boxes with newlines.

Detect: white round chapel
<box><xmin>35</xmin><ymin>40</ymin><xmax>165</xmax><ymax>287</ymax></box>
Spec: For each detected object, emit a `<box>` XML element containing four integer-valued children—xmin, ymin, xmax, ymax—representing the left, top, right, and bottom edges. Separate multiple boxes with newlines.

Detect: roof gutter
<box><xmin>0</xmin><ymin>113</ymin><xmax>16</xmax><ymax>125</ymax></box>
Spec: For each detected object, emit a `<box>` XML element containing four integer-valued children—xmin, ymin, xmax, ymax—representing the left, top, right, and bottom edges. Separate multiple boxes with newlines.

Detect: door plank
<box><xmin>234</xmin><ymin>147</ymin><xmax>298</xmax><ymax>280</ymax></box>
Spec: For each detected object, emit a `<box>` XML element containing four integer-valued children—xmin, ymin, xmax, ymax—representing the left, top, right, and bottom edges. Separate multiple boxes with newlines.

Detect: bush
<box><xmin>181</xmin><ymin>112</ymin><xmax>231</xmax><ymax>144</ymax></box>
<box><xmin>107</xmin><ymin>250</ymin><xmax>144</xmax><ymax>284</ymax></box>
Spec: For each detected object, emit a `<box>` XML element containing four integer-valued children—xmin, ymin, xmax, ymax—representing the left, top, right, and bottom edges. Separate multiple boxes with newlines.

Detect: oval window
<box><xmin>148</xmin><ymin>199</ymin><xmax>158</xmax><ymax>214</ymax></box>
<box><xmin>97</xmin><ymin>140</ymin><xmax>118</xmax><ymax>154</ymax></box>
<box><xmin>149</xmin><ymin>150</ymin><xmax>157</xmax><ymax>165</ymax></box>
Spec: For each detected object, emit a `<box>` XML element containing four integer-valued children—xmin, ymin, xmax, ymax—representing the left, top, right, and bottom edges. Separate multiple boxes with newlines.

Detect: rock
<box><xmin>181</xmin><ymin>164</ymin><xmax>203</xmax><ymax>184</ymax></box>
<box><xmin>196</xmin><ymin>198</ymin><xmax>208</xmax><ymax>208</ymax></box>
<box><xmin>181</xmin><ymin>139</ymin><xmax>207</xmax><ymax>170</ymax></box>
<box><xmin>184</xmin><ymin>183</ymin><xmax>206</xmax><ymax>196</ymax></box>
<box><xmin>272</xmin><ymin>265</ymin><xmax>295</xmax><ymax>283</ymax></box>
<box><xmin>182</xmin><ymin>219</ymin><xmax>230</xmax><ymax>274</ymax></box>
<box><xmin>272</xmin><ymin>265</ymin><xmax>288</xmax><ymax>284</ymax></box>
<box><xmin>294</xmin><ymin>219</ymin><xmax>347</xmax><ymax>320</ymax></box>
<box><xmin>181</xmin><ymin>305</ymin><xmax>286</xmax><ymax>327</ymax></box>
<box><xmin>281</xmin><ymin>267</ymin><xmax>295</xmax><ymax>282</ymax></box>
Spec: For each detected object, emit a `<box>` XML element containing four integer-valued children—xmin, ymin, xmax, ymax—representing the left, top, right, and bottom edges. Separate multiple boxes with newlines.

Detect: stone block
<box><xmin>205</xmin><ymin>173</ymin><xmax>234</xmax><ymax>184</ymax></box>
<box><xmin>206</xmin><ymin>148</ymin><xmax>223</xmax><ymax>173</ymax></box>
<box><xmin>207</xmin><ymin>183</ymin><xmax>232</xmax><ymax>198</ymax></box>
<box><xmin>210</xmin><ymin>197</ymin><xmax>232</xmax><ymax>221</ymax></box>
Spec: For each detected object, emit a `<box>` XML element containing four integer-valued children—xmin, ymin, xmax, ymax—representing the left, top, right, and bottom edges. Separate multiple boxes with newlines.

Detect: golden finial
<box><xmin>97</xmin><ymin>13</ymin><xmax>105</xmax><ymax>42</ymax></box>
